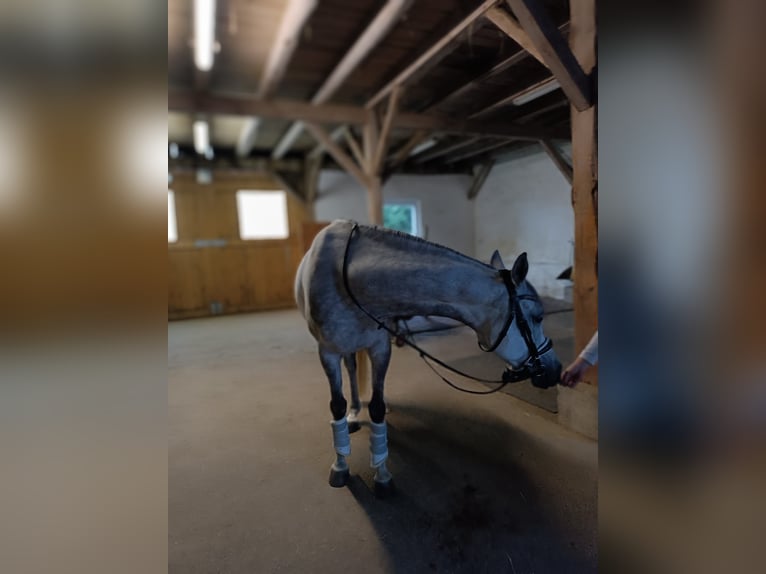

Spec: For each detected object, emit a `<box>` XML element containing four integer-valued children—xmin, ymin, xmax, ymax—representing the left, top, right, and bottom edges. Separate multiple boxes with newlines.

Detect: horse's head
<box><xmin>489</xmin><ymin>250</ymin><xmax>562</xmax><ymax>389</ymax></box>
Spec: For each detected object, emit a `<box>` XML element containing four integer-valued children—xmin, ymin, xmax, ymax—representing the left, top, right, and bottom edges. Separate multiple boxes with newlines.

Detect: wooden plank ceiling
<box><xmin>168</xmin><ymin>0</ymin><xmax>574</xmax><ymax>174</ymax></box>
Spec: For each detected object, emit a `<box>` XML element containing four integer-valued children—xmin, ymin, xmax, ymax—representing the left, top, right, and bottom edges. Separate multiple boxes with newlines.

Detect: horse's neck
<box><xmin>348</xmin><ymin>233</ymin><xmax>506</xmax><ymax>339</ymax></box>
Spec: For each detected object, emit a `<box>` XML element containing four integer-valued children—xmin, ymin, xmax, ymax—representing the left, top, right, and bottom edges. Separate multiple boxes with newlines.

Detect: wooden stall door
<box><xmin>302</xmin><ymin>221</ymin><xmax>332</xmax><ymax>254</ymax></box>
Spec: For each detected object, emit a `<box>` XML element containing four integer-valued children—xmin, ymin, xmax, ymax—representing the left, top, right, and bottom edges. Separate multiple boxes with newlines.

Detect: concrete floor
<box><xmin>169</xmin><ymin>310</ymin><xmax>597</xmax><ymax>573</ymax></box>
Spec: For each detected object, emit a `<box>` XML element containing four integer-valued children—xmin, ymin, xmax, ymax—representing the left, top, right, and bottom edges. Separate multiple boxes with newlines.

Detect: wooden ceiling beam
<box><xmin>236</xmin><ymin>0</ymin><xmax>318</xmax><ymax>158</ymax></box>
<box><xmin>365</xmin><ymin>0</ymin><xmax>500</xmax><ymax>109</ymax></box>
<box><xmin>486</xmin><ymin>7</ymin><xmax>545</xmax><ymax>67</ymax></box>
<box><xmin>503</xmin><ymin>0</ymin><xmax>592</xmax><ymax>111</ymax></box>
<box><xmin>258</xmin><ymin>0</ymin><xmax>318</xmax><ymax>99</ymax></box>
<box><xmin>169</xmin><ymin>91</ymin><xmax>570</xmax><ymax>140</ymax></box>
<box><xmin>271</xmin><ymin>0</ymin><xmax>413</xmax><ymax>159</ymax></box>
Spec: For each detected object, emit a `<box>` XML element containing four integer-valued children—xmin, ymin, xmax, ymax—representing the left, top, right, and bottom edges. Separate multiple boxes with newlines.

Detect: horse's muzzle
<box><xmin>504</xmin><ymin>347</ymin><xmax>561</xmax><ymax>389</ymax></box>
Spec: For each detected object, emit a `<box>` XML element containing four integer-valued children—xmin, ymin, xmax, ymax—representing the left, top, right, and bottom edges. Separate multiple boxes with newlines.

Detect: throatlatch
<box><xmin>369</xmin><ymin>421</ymin><xmax>388</xmax><ymax>467</ymax></box>
<box><xmin>331</xmin><ymin>417</ymin><xmax>351</xmax><ymax>456</ymax></box>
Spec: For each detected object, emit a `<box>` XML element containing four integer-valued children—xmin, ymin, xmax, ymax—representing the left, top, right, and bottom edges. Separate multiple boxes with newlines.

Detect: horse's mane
<box><xmin>348</xmin><ymin>220</ymin><xmax>494</xmax><ymax>271</ymax></box>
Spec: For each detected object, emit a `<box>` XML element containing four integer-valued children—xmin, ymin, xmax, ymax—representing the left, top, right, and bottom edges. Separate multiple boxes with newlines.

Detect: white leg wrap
<box><xmin>331</xmin><ymin>417</ymin><xmax>351</xmax><ymax>456</ymax></box>
<box><xmin>369</xmin><ymin>421</ymin><xmax>388</xmax><ymax>468</ymax></box>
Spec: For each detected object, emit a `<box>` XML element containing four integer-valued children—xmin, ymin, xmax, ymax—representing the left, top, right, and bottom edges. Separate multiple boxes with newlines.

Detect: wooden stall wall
<box><xmin>168</xmin><ymin>171</ymin><xmax>310</xmax><ymax>320</ymax></box>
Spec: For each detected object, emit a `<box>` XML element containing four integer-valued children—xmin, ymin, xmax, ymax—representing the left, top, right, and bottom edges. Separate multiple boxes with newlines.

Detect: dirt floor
<box><xmin>169</xmin><ymin>309</ymin><xmax>597</xmax><ymax>573</ymax></box>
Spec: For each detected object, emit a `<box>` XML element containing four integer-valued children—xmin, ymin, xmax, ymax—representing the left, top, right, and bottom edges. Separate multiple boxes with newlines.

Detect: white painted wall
<box><xmin>314</xmin><ymin>170</ymin><xmax>476</xmax><ymax>256</ymax></box>
<box><xmin>314</xmin><ymin>148</ymin><xmax>573</xmax><ymax>301</ymax></box>
<box><xmin>475</xmin><ymin>147</ymin><xmax>573</xmax><ymax>300</ymax></box>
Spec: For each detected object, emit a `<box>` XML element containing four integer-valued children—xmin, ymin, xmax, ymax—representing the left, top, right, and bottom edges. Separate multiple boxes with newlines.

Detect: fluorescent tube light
<box><xmin>410</xmin><ymin>138</ymin><xmax>438</xmax><ymax>156</ymax></box>
<box><xmin>512</xmin><ymin>78</ymin><xmax>561</xmax><ymax>106</ymax></box>
<box><xmin>194</xmin><ymin>0</ymin><xmax>216</xmax><ymax>71</ymax></box>
<box><xmin>193</xmin><ymin>120</ymin><xmax>209</xmax><ymax>155</ymax></box>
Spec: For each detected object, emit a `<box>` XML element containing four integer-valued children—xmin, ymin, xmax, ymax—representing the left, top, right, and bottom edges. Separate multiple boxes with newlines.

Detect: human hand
<box><xmin>560</xmin><ymin>357</ymin><xmax>591</xmax><ymax>387</ymax></box>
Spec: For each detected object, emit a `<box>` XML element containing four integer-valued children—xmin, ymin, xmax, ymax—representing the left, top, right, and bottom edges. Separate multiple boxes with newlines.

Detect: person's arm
<box><xmin>560</xmin><ymin>331</ymin><xmax>598</xmax><ymax>387</ymax></box>
<box><xmin>579</xmin><ymin>332</ymin><xmax>598</xmax><ymax>366</ymax></box>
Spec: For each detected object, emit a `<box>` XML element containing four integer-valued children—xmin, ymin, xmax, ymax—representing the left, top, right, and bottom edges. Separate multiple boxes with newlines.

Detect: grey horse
<box><xmin>295</xmin><ymin>219</ymin><xmax>561</xmax><ymax>496</ymax></box>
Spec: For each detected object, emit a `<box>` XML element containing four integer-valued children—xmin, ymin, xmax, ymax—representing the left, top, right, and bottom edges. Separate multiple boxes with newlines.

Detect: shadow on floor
<box><xmin>342</xmin><ymin>402</ymin><xmax>596</xmax><ymax>574</ymax></box>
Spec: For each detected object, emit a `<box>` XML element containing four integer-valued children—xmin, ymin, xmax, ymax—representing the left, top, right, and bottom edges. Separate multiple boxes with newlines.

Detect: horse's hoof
<box><xmin>348</xmin><ymin>420</ymin><xmax>361</xmax><ymax>433</ymax></box>
<box><xmin>328</xmin><ymin>466</ymin><xmax>349</xmax><ymax>488</ymax></box>
<box><xmin>374</xmin><ymin>479</ymin><xmax>396</xmax><ymax>499</ymax></box>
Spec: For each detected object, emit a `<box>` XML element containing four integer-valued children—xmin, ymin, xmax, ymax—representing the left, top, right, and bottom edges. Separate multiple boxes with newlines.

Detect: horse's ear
<box><xmin>490</xmin><ymin>250</ymin><xmax>505</xmax><ymax>270</ymax></box>
<box><xmin>511</xmin><ymin>252</ymin><xmax>529</xmax><ymax>285</ymax></box>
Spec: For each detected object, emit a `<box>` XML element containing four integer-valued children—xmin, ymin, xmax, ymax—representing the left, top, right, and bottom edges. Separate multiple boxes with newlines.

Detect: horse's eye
<box><xmin>533</xmin><ymin>314</ymin><xmax>543</xmax><ymax>323</ymax></box>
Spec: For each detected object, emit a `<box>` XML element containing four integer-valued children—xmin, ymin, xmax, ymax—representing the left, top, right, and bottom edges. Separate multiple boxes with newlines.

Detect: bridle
<box><xmin>341</xmin><ymin>223</ymin><xmax>556</xmax><ymax>394</ymax></box>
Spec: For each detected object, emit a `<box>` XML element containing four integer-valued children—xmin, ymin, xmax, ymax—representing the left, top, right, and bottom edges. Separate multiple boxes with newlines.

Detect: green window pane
<box><xmin>383</xmin><ymin>204</ymin><xmax>415</xmax><ymax>235</ymax></box>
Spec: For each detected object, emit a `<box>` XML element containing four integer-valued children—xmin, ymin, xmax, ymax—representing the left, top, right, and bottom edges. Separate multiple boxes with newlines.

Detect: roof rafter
<box><xmin>236</xmin><ymin>0</ymin><xmax>318</xmax><ymax>158</ymax></box>
<box><xmin>365</xmin><ymin>0</ymin><xmax>500</xmax><ymax>109</ymax></box>
<box><xmin>421</xmin><ymin>22</ymin><xmax>568</xmax><ymax>113</ymax></box>
<box><xmin>271</xmin><ymin>0</ymin><xmax>413</xmax><ymax>159</ymax></box>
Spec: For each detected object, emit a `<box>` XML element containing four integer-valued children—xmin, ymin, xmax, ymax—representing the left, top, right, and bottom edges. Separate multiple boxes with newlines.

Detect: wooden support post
<box><xmin>366</xmin><ymin>176</ymin><xmax>384</xmax><ymax>225</ymax></box>
<box><xmin>362</xmin><ymin>116</ymin><xmax>380</xmax><ymax>173</ymax></box>
<box><xmin>304</xmin><ymin>155</ymin><xmax>322</xmax><ymax>217</ymax></box>
<box><xmin>539</xmin><ymin>139</ymin><xmax>573</xmax><ymax>184</ymax></box>
<box><xmin>569</xmin><ymin>0</ymin><xmax>597</xmax><ymax>384</ymax></box>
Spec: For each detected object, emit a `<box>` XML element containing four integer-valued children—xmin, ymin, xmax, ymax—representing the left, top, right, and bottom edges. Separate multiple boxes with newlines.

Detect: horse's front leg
<box><xmin>343</xmin><ymin>353</ymin><xmax>361</xmax><ymax>433</ymax></box>
<box><xmin>367</xmin><ymin>339</ymin><xmax>394</xmax><ymax>498</ymax></box>
<box><xmin>319</xmin><ymin>348</ymin><xmax>350</xmax><ymax>488</ymax></box>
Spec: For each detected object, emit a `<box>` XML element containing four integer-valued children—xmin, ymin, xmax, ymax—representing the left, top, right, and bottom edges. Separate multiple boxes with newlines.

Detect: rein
<box><xmin>341</xmin><ymin>223</ymin><xmax>546</xmax><ymax>395</ymax></box>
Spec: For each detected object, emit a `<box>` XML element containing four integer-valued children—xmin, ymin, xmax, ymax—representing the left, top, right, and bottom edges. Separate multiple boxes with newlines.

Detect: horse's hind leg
<box><xmin>343</xmin><ymin>353</ymin><xmax>362</xmax><ymax>433</ymax></box>
<box><xmin>319</xmin><ymin>348</ymin><xmax>350</xmax><ymax>488</ymax></box>
<box><xmin>367</xmin><ymin>338</ymin><xmax>394</xmax><ymax>498</ymax></box>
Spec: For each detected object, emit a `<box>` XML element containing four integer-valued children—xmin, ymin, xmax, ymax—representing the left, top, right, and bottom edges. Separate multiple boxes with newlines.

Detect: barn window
<box><xmin>168</xmin><ymin>190</ymin><xmax>178</xmax><ymax>243</ymax></box>
<box><xmin>383</xmin><ymin>201</ymin><xmax>420</xmax><ymax>236</ymax></box>
<box><xmin>236</xmin><ymin>190</ymin><xmax>289</xmax><ymax>240</ymax></box>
